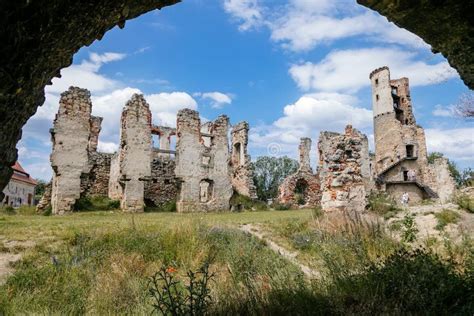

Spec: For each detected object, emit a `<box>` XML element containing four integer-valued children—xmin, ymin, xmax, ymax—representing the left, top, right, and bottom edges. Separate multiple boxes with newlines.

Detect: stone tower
<box><xmin>370</xmin><ymin>67</ymin><xmax>455</xmax><ymax>203</ymax></box>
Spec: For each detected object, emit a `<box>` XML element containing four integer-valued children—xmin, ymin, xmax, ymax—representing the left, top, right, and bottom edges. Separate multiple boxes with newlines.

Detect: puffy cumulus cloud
<box><xmin>46</xmin><ymin>52</ymin><xmax>126</xmax><ymax>94</ymax></box>
<box><xmin>195</xmin><ymin>91</ymin><xmax>233</xmax><ymax>109</ymax></box>
<box><xmin>223</xmin><ymin>0</ymin><xmax>264</xmax><ymax>31</ymax></box>
<box><xmin>147</xmin><ymin>92</ymin><xmax>198</xmax><ymax>126</ymax></box>
<box><xmin>289</xmin><ymin>48</ymin><xmax>457</xmax><ymax>92</ymax></box>
<box><xmin>249</xmin><ymin>93</ymin><xmax>372</xmax><ymax>161</ymax></box>
<box><xmin>97</xmin><ymin>141</ymin><xmax>119</xmax><ymax>153</ymax></box>
<box><xmin>223</xmin><ymin>0</ymin><xmax>426</xmax><ymax>51</ymax></box>
<box><xmin>425</xmin><ymin>128</ymin><xmax>474</xmax><ymax>163</ymax></box>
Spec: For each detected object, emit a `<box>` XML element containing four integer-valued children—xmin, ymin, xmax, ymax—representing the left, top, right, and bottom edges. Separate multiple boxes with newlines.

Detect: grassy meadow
<box><xmin>0</xmin><ymin>207</ymin><xmax>473</xmax><ymax>315</ymax></box>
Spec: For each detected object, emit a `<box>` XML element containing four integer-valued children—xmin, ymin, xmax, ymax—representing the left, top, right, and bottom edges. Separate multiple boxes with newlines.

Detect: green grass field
<box><xmin>0</xmin><ymin>209</ymin><xmax>473</xmax><ymax>315</ymax></box>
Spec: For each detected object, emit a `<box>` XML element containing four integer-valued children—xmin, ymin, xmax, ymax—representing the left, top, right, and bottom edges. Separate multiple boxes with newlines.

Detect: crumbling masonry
<box><xmin>318</xmin><ymin>125</ymin><xmax>371</xmax><ymax>214</ymax></box>
<box><xmin>370</xmin><ymin>67</ymin><xmax>456</xmax><ymax>204</ymax></box>
<box><xmin>45</xmin><ymin>88</ymin><xmax>256</xmax><ymax>214</ymax></box>
<box><xmin>278</xmin><ymin>138</ymin><xmax>321</xmax><ymax>207</ymax></box>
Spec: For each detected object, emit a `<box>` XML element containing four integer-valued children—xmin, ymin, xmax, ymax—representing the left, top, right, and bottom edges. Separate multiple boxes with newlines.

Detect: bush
<box><xmin>230</xmin><ymin>193</ymin><xmax>268</xmax><ymax>212</ymax></box>
<box><xmin>367</xmin><ymin>192</ymin><xmax>401</xmax><ymax>218</ymax></box>
<box><xmin>0</xmin><ymin>206</ymin><xmax>15</xmax><ymax>215</ymax></box>
<box><xmin>401</xmin><ymin>213</ymin><xmax>418</xmax><ymax>243</ymax></box>
<box><xmin>16</xmin><ymin>205</ymin><xmax>36</xmax><ymax>215</ymax></box>
<box><xmin>435</xmin><ymin>209</ymin><xmax>460</xmax><ymax>230</ymax></box>
<box><xmin>73</xmin><ymin>196</ymin><xmax>120</xmax><ymax>212</ymax></box>
<box><xmin>455</xmin><ymin>194</ymin><xmax>474</xmax><ymax>213</ymax></box>
<box><xmin>328</xmin><ymin>248</ymin><xmax>474</xmax><ymax>315</ymax></box>
<box><xmin>272</xmin><ymin>203</ymin><xmax>291</xmax><ymax>211</ymax></box>
<box><xmin>145</xmin><ymin>200</ymin><xmax>177</xmax><ymax>212</ymax></box>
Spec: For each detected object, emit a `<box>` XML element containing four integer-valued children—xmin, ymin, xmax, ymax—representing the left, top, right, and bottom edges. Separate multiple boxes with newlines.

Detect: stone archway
<box><xmin>0</xmin><ymin>0</ymin><xmax>472</xmax><ymax>199</ymax></box>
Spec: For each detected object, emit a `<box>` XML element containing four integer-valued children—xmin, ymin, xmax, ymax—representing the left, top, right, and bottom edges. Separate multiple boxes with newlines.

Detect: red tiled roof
<box><xmin>11</xmin><ymin>161</ymin><xmax>37</xmax><ymax>186</ymax></box>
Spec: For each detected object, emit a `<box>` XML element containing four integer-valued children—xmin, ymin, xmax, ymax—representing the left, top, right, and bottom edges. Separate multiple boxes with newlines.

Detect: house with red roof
<box><xmin>1</xmin><ymin>162</ymin><xmax>37</xmax><ymax>207</ymax></box>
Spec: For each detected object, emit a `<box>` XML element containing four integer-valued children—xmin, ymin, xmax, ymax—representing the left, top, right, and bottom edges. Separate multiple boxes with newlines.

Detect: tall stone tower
<box><xmin>370</xmin><ymin>67</ymin><xmax>455</xmax><ymax>203</ymax></box>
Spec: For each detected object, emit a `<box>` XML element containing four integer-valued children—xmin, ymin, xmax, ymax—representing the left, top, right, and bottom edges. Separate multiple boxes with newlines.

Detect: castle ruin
<box><xmin>278</xmin><ymin>138</ymin><xmax>321</xmax><ymax>207</ymax></box>
<box><xmin>370</xmin><ymin>67</ymin><xmax>456</xmax><ymax>204</ymax></box>
<box><xmin>43</xmin><ymin>87</ymin><xmax>256</xmax><ymax>214</ymax></box>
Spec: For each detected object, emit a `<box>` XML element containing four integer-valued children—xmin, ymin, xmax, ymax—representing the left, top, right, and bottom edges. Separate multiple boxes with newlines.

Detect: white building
<box><xmin>1</xmin><ymin>162</ymin><xmax>37</xmax><ymax>207</ymax></box>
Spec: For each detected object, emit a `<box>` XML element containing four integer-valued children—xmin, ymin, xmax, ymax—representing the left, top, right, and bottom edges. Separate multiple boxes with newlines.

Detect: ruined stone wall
<box><xmin>318</xmin><ymin>125</ymin><xmax>370</xmax><ymax>214</ymax></box>
<box><xmin>108</xmin><ymin>153</ymin><xmax>122</xmax><ymax>200</ymax></box>
<box><xmin>175</xmin><ymin>109</ymin><xmax>233</xmax><ymax>212</ymax></box>
<box><xmin>117</xmin><ymin>94</ymin><xmax>152</xmax><ymax>212</ymax></box>
<box><xmin>144</xmin><ymin>150</ymin><xmax>178</xmax><ymax>207</ymax></box>
<box><xmin>50</xmin><ymin>87</ymin><xmax>92</xmax><ymax>214</ymax></box>
<box><xmin>36</xmin><ymin>181</ymin><xmax>52</xmax><ymax>213</ymax></box>
<box><xmin>230</xmin><ymin>121</ymin><xmax>257</xmax><ymax>199</ymax></box>
<box><xmin>278</xmin><ymin>138</ymin><xmax>321</xmax><ymax>207</ymax></box>
<box><xmin>386</xmin><ymin>183</ymin><xmax>424</xmax><ymax>205</ymax></box>
<box><xmin>81</xmin><ymin>152</ymin><xmax>113</xmax><ymax>196</ymax></box>
<box><xmin>425</xmin><ymin>158</ymin><xmax>457</xmax><ymax>203</ymax></box>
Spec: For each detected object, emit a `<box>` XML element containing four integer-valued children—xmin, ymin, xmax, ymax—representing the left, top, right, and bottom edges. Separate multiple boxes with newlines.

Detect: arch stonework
<box><xmin>0</xmin><ymin>0</ymin><xmax>472</xmax><ymax>199</ymax></box>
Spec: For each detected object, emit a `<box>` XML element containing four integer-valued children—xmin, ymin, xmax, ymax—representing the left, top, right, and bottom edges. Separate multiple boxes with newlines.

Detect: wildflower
<box><xmin>166</xmin><ymin>266</ymin><xmax>178</xmax><ymax>273</ymax></box>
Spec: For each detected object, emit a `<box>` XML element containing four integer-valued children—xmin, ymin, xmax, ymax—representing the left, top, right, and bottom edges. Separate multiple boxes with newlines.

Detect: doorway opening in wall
<box><xmin>406</xmin><ymin>145</ymin><xmax>414</xmax><ymax>158</ymax></box>
<box><xmin>294</xmin><ymin>179</ymin><xmax>308</xmax><ymax>205</ymax></box>
<box><xmin>199</xmin><ymin>179</ymin><xmax>214</xmax><ymax>203</ymax></box>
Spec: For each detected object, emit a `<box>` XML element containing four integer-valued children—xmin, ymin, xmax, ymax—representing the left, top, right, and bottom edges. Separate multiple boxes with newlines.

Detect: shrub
<box><xmin>401</xmin><ymin>213</ymin><xmax>418</xmax><ymax>243</ymax></box>
<box><xmin>272</xmin><ymin>203</ymin><xmax>291</xmax><ymax>211</ymax></box>
<box><xmin>435</xmin><ymin>209</ymin><xmax>460</xmax><ymax>230</ymax></box>
<box><xmin>367</xmin><ymin>192</ymin><xmax>401</xmax><ymax>218</ymax></box>
<box><xmin>230</xmin><ymin>193</ymin><xmax>268</xmax><ymax>211</ymax></box>
<box><xmin>328</xmin><ymin>248</ymin><xmax>474</xmax><ymax>315</ymax></box>
<box><xmin>0</xmin><ymin>206</ymin><xmax>15</xmax><ymax>215</ymax></box>
<box><xmin>455</xmin><ymin>194</ymin><xmax>474</xmax><ymax>213</ymax></box>
<box><xmin>73</xmin><ymin>196</ymin><xmax>120</xmax><ymax>211</ymax></box>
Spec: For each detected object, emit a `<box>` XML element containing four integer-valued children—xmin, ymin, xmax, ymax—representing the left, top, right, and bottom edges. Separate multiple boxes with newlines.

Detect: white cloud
<box><xmin>249</xmin><ymin>93</ymin><xmax>372</xmax><ymax>161</ymax></box>
<box><xmin>432</xmin><ymin>104</ymin><xmax>455</xmax><ymax>118</ymax></box>
<box><xmin>425</xmin><ymin>128</ymin><xmax>474</xmax><ymax>162</ymax></box>
<box><xmin>147</xmin><ymin>92</ymin><xmax>198</xmax><ymax>126</ymax></box>
<box><xmin>97</xmin><ymin>141</ymin><xmax>119</xmax><ymax>153</ymax></box>
<box><xmin>196</xmin><ymin>91</ymin><xmax>233</xmax><ymax>109</ymax></box>
<box><xmin>223</xmin><ymin>0</ymin><xmax>427</xmax><ymax>51</ymax></box>
<box><xmin>223</xmin><ymin>0</ymin><xmax>264</xmax><ymax>31</ymax></box>
<box><xmin>289</xmin><ymin>48</ymin><xmax>458</xmax><ymax>92</ymax></box>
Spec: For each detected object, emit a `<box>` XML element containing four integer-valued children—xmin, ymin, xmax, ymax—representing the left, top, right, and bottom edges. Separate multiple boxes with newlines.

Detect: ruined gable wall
<box><xmin>230</xmin><ymin>122</ymin><xmax>257</xmax><ymax>199</ymax></box>
<box><xmin>118</xmin><ymin>94</ymin><xmax>152</xmax><ymax>212</ymax></box>
<box><xmin>278</xmin><ymin>137</ymin><xmax>321</xmax><ymax>207</ymax></box>
<box><xmin>50</xmin><ymin>87</ymin><xmax>92</xmax><ymax>214</ymax></box>
<box><xmin>318</xmin><ymin>126</ymin><xmax>370</xmax><ymax>214</ymax></box>
<box><xmin>175</xmin><ymin>109</ymin><xmax>233</xmax><ymax>212</ymax></box>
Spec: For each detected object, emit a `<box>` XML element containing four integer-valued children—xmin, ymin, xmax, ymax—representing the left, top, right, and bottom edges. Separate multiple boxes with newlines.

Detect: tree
<box><xmin>454</xmin><ymin>92</ymin><xmax>474</xmax><ymax>118</ymax></box>
<box><xmin>34</xmin><ymin>179</ymin><xmax>48</xmax><ymax>198</ymax></box>
<box><xmin>252</xmin><ymin>156</ymin><xmax>299</xmax><ymax>201</ymax></box>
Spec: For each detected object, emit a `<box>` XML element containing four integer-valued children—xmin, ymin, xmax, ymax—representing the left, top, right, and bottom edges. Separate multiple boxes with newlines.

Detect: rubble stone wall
<box><xmin>318</xmin><ymin>125</ymin><xmax>370</xmax><ymax>214</ymax></box>
<box><xmin>81</xmin><ymin>152</ymin><xmax>113</xmax><ymax>197</ymax></box>
<box><xmin>426</xmin><ymin>158</ymin><xmax>457</xmax><ymax>203</ymax></box>
<box><xmin>50</xmin><ymin>87</ymin><xmax>93</xmax><ymax>214</ymax></box>
<box><xmin>230</xmin><ymin>121</ymin><xmax>257</xmax><ymax>199</ymax></box>
<box><xmin>175</xmin><ymin>109</ymin><xmax>233</xmax><ymax>212</ymax></box>
<box><xmin>144</xmin><ymin>150</ymin><xmax>178</xmax><ymax>207</ymax></box>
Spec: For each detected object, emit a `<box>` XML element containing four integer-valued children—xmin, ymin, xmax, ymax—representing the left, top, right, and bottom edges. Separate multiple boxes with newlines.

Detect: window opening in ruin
<box><xmin>391</xmin><ymin>87</ymin><xmax>397</xmax><ymax>95</ymax></box>
<box><xmin>170</xmin><ymin>135</ymin><xmax>177</xmax><ymax>151</ymax></box>
<box><xmin>376</xmin><ymin>94</ymin><xmax>379</xmax><ymax>101</ymax></box>
<box><xmin>405</xmin><ymin>119</ymin><xmax>409</xmax><ymax>125</ymax></box>
<box><xmin>345</xmin><ymin>149</ymin><xmax>353</xmax><ymax>158</ymax></box>
<box><xmin>375</xmin><ymin>79</ymin><xmax>378</xmax><ymax>85</ymax></box>
<box><xmin>294</xmin><ymin>179</ymin><xmax>308</xmax><ymax>205</ymax></box>
<box><xmin>406</xmin><ymin>144</ymin><xmax>414</xmax><ymax>158</ymax></box>
<box><xmin>152</xmin><ymin>134</ymin><xmax>160</xmax><ymax>149</ymax></box>
<box><xmin>234</xmin><ymin>142</ymin><xmax>242</xmax><ymax>165</ymax></box>
<box><xmin>202</xmin><ymin>155</ymin><xmax>211</xmax><ymax>166</ymax></box>
<box><xmin>403</xmin><ymin>170</ymin><xmax>409</xmax><ymax>181</ymax></box>
<box><xmin>199</xmin><ymin>179</ymin><xmax>213</xmax><ymax>203</ymax></box>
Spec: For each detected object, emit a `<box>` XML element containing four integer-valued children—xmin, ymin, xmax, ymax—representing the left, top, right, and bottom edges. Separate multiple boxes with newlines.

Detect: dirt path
<box><xmin>240</xmin><ymin>223</ymin><xmax>320</xmax><ymax>278</ymax></box>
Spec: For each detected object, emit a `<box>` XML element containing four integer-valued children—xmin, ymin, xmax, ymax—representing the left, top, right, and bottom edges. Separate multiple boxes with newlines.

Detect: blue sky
<box><xmin>19</xmin><ymin>0</ymin><xmax>473</xmax><ymax>180</ymax></box>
